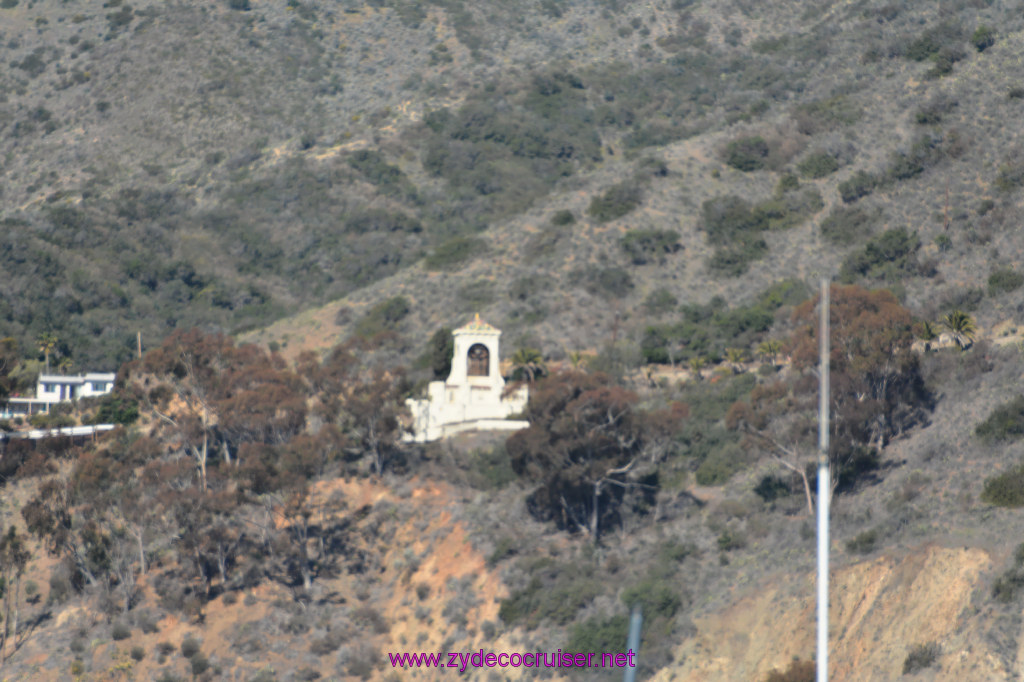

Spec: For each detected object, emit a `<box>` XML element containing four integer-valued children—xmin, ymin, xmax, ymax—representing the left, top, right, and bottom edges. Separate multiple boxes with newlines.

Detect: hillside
<box><xmin>6</xmin><ymin>0</ymin><xmax>1024</xmax><ymax>680</ymax></box>
<box><xmin>4</xmin><ymin>0</ymin><xmax>1024</xmax><ymax>368</ymax></box>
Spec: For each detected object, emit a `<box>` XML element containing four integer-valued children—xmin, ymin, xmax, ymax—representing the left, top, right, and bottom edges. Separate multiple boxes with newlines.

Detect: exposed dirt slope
<box><xmin>662</xmin><ymin>545</ymin><xmax>999</xmax><ymax>681</ymax></box>
<box><xmin>6</xmin><ymin>475</ymin><xmax>512</xmax><ymax>681</ymax></box>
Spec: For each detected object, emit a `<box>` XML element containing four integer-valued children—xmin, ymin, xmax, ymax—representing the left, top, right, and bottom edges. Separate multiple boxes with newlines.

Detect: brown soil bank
<box><xmin>659</xmin><ymin>546</ymin><xmax>1001</xmax><ymax>681</ymax></box>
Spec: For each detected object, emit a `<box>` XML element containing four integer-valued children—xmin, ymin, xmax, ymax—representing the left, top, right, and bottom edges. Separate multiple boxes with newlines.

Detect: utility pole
<box><xmin>137</xmin><ymin>331</ymin><xmax>143</xmax><ymax>360</ymax></box>
<box><xmin>817</xmin><ymin>278</ymin><xmax>830</xmax><ymax>682</ymax></box>
<box><xmin>624</xmin><ymin>605</ymin><xmax>642</xmax><ymax>682</ymax></box>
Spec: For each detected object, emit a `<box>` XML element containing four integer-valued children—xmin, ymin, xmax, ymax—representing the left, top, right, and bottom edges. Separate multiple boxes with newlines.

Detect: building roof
<box><xmin>456</xmin><ymin>313</ymin><xmax>498</xmax><ymax>333</ymax></box>
<box><xmin>38</xmin><ymin>372</ymin><xmax>116</xmax><ymax>384</ymax></box>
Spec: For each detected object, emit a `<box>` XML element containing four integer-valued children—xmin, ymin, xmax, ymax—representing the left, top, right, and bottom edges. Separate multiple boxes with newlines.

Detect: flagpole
<box><xmin>817</xmin><ymin>278</ymin><xmax>830</xmax><ymax>682</ymax></box>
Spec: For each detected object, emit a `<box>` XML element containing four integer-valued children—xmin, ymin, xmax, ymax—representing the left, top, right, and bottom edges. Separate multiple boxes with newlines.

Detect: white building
<box><xmin>405</xmin><ymin>316</ymin><xmax>529</xmax><ymax>442</ymax></box>
<box><xmin>36</xmin><ymin>373</ymin><xmax>116</xmax><ymax>402</ymax></box>
<box><xmin>1</xmin><ymin>372</ymin><xmax>116</xmax><ymax>419</ymax></box>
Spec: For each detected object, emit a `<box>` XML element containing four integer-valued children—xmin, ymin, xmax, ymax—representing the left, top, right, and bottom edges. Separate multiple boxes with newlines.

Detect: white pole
<box><xmin>623</xmin><ymin>605</ymin><xmax>642</xmax><ymax>682</ymax></box>
<box><xmin>817</xmin><ymin>278</ymin><xmax>830</xmax><ymax>682</ymax></box>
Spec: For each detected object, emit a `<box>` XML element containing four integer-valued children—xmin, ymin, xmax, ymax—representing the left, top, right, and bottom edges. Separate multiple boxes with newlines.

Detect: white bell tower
<box><xmin>405</xmin><ymin>315</ymin><xmax>529</xmax><ymax>442</ymax></box>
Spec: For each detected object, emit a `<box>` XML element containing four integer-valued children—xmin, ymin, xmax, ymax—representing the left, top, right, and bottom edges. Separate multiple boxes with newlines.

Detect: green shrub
<box><xmin>724</xmin><ymin>136</ymin><xmax>769</xmax><ymax>171</ymax></box>
<box><xmin>884</xmin><ymin>134</ymin><xmax>946</xmax><ymax>182</ymax></box>
<box><xmin>310</xmin><ymin>632</ymin><xmax>344</xmax><ymax>656</ymax></box>
<box><xmin>524</xmin><ymin>227</ymin><xmax>562</xmax><ymax>259</ymax></box>
<box><xmin>91</xmin><ymin>393</ymin><xmax>139</xmax><ymax>425</ymax></box>
<box><xmin>106</xmin><ymin>5</ymin><xmax>134</xmax><ymax>30</ymax></box>
<box><xmin>707</xmin><ymin>240</ymin><xmax>768</xmax><ymax>276</ymax></box>
<box><xmin>566</xmin><ymin>614</ymin><xmax>629</xmax><ymax>653</ymax></box>
<box><xmin>701</xmin><ymin>196</ymin><xmax>766</xmax><ymax>244</ymax></box>
<box><xmin>993</xmin><ymin>543</ymin><xmax>1024</xmax><ymax>602</ymax></box>
<box><xmin>765</xmin><ymin>658</ymin><xmax>815</xmax><ymax>682</ymax></box>
<box><xmin>819</xmin><ymin>206</ymin><xmax>876</xmax><ymax>245</ymax></box>
<box><xmin>643</xmin><ymin>288</ymin><xmax>678</xmax><ymax>316</ymax></box>
<box><xmin>792</xmin><ymin>95</ymin><xmax>860</xmax><ymax>135</ymax></box>
<box><xmin>845</xmin><ymin>528</ymin><xmax>879</xmax><ymax>554</ymax></box>
<box><xmin>995</xmin><ymin>150</ymin><xmax>1024</xmax><ymax>193</ymax></box>
<box><xmin>940</xmin><ymin>287</ymin><xmax>983</xmax><ymax>312</ymax></box>
<box><xmin>757</xmin><ymin>188</ymin><xmax>823</xmax><ymax>230</ymax></box>
<box><xmin>130</xmin><ymin>646</ymin><xmax>145</xmax><ymax>661</ymax></box>
<box><xmin>902</xmin><ymin>641</ymin><xmax>940</xmax><ymax>674</ymax></box>
<box><xmin>488</xmin><ymin>536</ymin><xmax>518</xmax><ymax>566</ymax></box>
<box><xmin>346</xmin><ymin>149</ymin><xmax>417</xmax><ymax>202</ymax></box>
<box><xmin>181</xmin><ymin>636</ymin><xmax>201</xmax><ymax>659</ymax></box>
<box><xmin>716</xmin><ymin>528</ymin><xmax>746</xmax><ymax>551</ymax></box>
<box><xmin>354</xmin><ymin>296</ymin><xmax>411</xmax><ymax>338</ymax></box>
<box><xmin>797</xmin><ymin>151</ymin><xmax>839</xmax><ymax>178</ymax></box>
<box><xmin>570</xmin><ymin>267</ymin><xmax>634</xmax><ymax>297</ymax></box>
<box><xmin>14</xmin><ymin>50</ymin><xmax>47</xmax><ymax>77</ymax></box>
<box><xmin>587</xmin><ymin>182</ymin><xmax>644</xmax><ymax>223</ymax></box>
<box><xmin>838</xmin><ymin>170</ymin><xmax>877</xmax><ymax>203</ymax></box>
<box><xmin>988</xmin><ymin>268</ymin><xmax>1024</xmax><ymax>296</ymax></box>
<box><xmin>700</xmin><ymin>190</ymin><xmax>817</xmax><ymax>275</ymax></box>
<box><xmin>428</xmin><ymin>44</ymin><xmax>454</xmax><ymax>65</ymax></box>
<box><xmin>905</xmin><ymin>22</ymin><xmax>966</xmax><ymax>62</ymax></box>
<box><xmin>924</xmin><ymin>47</ymin><xmax>966</xmax><ymax>79</ymax></box>
<box><xmin>976</xmin><ymin>396</ymin><xmax>1024</xmax><ymax>444</ymax></box>
<box><xmin>752</xmin><ymin>35</ymin><xmax>790</xmax><ymax>54</ymax></box>
<box><xmin>641</xmin><ymin>293</ymin><xmax>781</xmax><ymax>365</ymax></box>
<box><xmin>754</xmin><ymin>475</ymin><xmax>791</xmax><ymax>502</ymax></box>
<box><xmin>695</xmin><ymin>442</ymin><xmax>747</xmax><ymax>485</ymax></box>
<box><xmin>457</xmin><ymin>279</ymin><xmax>494</xmax><ymax>309</ymax></box>
<box><xmin>189</xmin><ymin>653</ymin><xmax>209</xmax><ymax>676</ymax></box>
<box><xmin>619</xmin><ymin>229</ymin><xmax>681</xmax><ymax>265</ymax></box>
<box><xmin>756</xmin><ymin>278</ymin><xmax>812</xmax><ymax>309</ymax></box>
<box><xmin>972</xmin><ymin>25</ymin><xmax>995</xmax><ymax>52</ymax></box>
<box><xmin>228</xmin><ymin>0</ymin><xmax>251</xmax><ymax>9</ymax></box>
<box><xmin>551</xmin><ymin>209</ymin><xmax>575</xmax><ymax>226</ymax></box>
<box><xmin>424</xmin><ymin>237</ymin><xmax>486</xmax><ymax>271</ymax></box>
<box><xmin>508</xmin><ymin>275</ymin><xmax>552</xmax><ymax>302</ymax></box>
<box><xmin>621</xmin><ymin>578</ymin><xmax>682</xmax><ymax>619</ymax></box>
<box><xmin>776</xmin><ymin>173</ymin><xmax>800</xmax><ymax>194</ymax></box>
<box><xmin>29</xmin><ymin>412</ymin><xmax>74</xmax><ymax>429</ymax></box>
<box><xmin>914</xmin><ymin>96</ymin><xmax>958</xmax><ymax>125</ymax></box>
<box><xmin>982</xmin><ymin>465</ymin><xmax>1024</xmax><ymax>508</ymax></box>
<box><xmin>422</xmin><ymin>74</ymin><xmax>603</xmax><ymax>222</ymax></box>
<box><xmin>833</xmin><ymin>446</ymin><xmax>880</xmax><ymax>493</ymax></box>
<box><xmin>472</xmin><ymin>444</ymin><xmax>515</xmax><ymax>490</ymax></box>
<box><xmin>839</xmin><ymin>228</ymin><xmax>920</xmax><ymax>282</ymax></box>
<box><xmin>111</xmin><ymin>622</ymin><xmax>131</xmax><ymax>640</ymax></box>
<box><xmin>498</xmin><ymin>559</ymin><xmax>603</xmax><ymax>628</ymax></box>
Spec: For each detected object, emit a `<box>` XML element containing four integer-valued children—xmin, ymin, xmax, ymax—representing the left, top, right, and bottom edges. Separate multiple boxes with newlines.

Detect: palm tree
<box><xmin>756</xmin><ymin>339</ymin><xmax>783</xmax><ymax>366</ymax></box>
<box><xmin>511</xmin><ymin>347</ymin><xmax>546</xmax><ymax>383</ymax></box>
<box><xmin>567</xmin><ymin>349</ymin><xmax>588</xmax><ymax>371</ymax></box>
<box><xmin>941</xmin><ymin>310</ymin><xmax>977</xmax><ymax>350</ymax></box>
<box><xmin>57</xmin><ymin>357</ymin><xmax>73</xmax><ymax>376</ymax></box>
<box><xmin>917</xmin><ymin>320</ymin><xmax>938</xmax><ymax>342</ymax></box>
<box><xmin>725</xmin><ymin>347</ymin><xmax>747</xmax><ymax>373</ymax></box>
<box><xmin>916</xmin><ymin>320</ymin><xmax>938</xmax><ymax>352</ymax></box>
<box><xmin>688</xmin><ymin>355</ymin><xmax>707</xmax><ymax>380</ymax></box>
<box><xmin>37</xmin><ymin>332</ymin><xmax>57</xmax><ymax>373</ymax></box>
